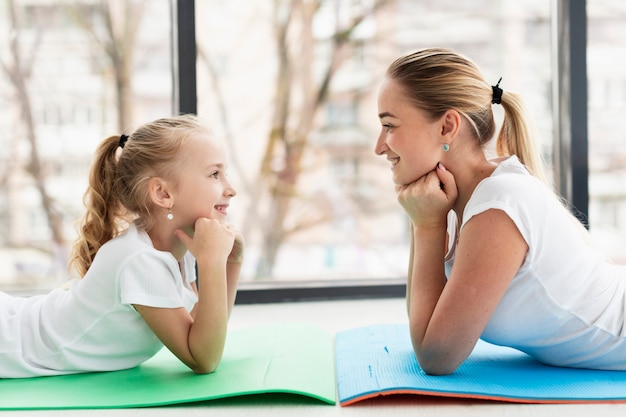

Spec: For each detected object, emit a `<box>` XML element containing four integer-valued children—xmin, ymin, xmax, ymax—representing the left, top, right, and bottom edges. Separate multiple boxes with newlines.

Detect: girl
<box><xmin>375</xmin><ymin>48</ymin><xmax>626</xmax><ymax>375</ymax></box>
<box><xmin>0</xmin><ymin>114</ymin><xmax>243</xmax><ymax>378</ymax></box>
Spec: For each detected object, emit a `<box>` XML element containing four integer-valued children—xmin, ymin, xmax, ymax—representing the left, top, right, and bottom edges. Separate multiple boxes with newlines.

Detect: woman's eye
<box><xmin>383</xmin><ymin>124</ymin><xmax>393</xmax><ymax>132</ymax></box>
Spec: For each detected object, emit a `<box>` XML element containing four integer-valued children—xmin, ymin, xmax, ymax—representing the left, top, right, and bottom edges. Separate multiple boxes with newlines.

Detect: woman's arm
<box><xmin>409</xmin><ymin>208</ymin><xmax>527</xmax><ymax>375</ymax></box>
<box><xmin>406</xmin><ymin>225</ymin><xmax>414</xmax><ymax>315</ymax></box>
<box><xmin>135</xmin><ymin>218</ymin><xmax>236</xmax><ymax>374</ymax></box>
<box><xmin>399</xmin><ymin>164</ymin><xmax>527</xmax><ymax>375</ymax></box>
<box><xmin>406</xmin><ymin>222</ymin><xmax>450</xmax><ymax>316</ymax></box>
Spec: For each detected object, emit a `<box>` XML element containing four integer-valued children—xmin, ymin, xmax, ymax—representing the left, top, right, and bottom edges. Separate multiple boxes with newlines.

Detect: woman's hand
<box><xmin>396</xmin><ymin>163</ymin><xmax>458</xmax><ymax>228</ymax></box>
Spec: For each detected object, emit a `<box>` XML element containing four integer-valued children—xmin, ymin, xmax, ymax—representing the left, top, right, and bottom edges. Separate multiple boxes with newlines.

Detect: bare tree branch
<box><xmin>4</xmin><ymin>0</ymin><xmax>66</xmax><ymax>248</ymax></box>
<box><xmin>69</xmin><ymin>0</ymin><xmax>145</xmax><ymax>131</ymax></box>
<box><xmin>249</xmin><ymin>0</ymin><xmax>392</xmax><ymax>277</ymax></box>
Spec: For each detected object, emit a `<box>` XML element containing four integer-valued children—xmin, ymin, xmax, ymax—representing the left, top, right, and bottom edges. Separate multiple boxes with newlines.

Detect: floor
<box><xmin>6</xmin><ymin>297</ymin><xmax>626</xmax><ymax>416</ymax></box>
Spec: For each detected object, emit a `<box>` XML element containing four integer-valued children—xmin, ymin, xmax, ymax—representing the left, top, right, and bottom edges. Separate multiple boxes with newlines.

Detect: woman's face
<box><xmin>375</xmin><ymin>78</ymin><xmax>445</xmax><ymax>186</ymax></box>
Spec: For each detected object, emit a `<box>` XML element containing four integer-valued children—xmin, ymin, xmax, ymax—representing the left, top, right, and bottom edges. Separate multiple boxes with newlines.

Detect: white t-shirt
<box><xmin>445</xmin><ymin>156</ymin><xmax>626</xmax><ymax>370</ymax></box>
<box><xmin>0</xmin><ymin>222</ymin><xmax>198</xmax><ymax>378</ymax></box>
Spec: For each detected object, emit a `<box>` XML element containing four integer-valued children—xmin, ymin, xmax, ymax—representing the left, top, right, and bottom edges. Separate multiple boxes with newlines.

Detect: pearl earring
<box><xmin>167</xmin><ymin>203</ymin><xmax>173</xmax><ymax>220</ymax></box>
<box><xmin>442</xmin><ymin>143</ymin><xmax>450</xmax><ymax>152</ymax></box>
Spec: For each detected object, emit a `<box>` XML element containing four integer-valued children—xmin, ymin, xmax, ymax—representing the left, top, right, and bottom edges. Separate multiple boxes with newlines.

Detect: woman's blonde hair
<box><xmin>388</xmin><ymin>48</ymin><xmax>597</xmax><ymax>242</ymax></box>
<box><xmin>386</xmin><ymin>47</ymin><xmax>547</xmax><ymax>183</ymax></box>
<box><xmin>69</xmin><ymin>114</ymin><xmax>212</xmax><ymax>277</ymax></box>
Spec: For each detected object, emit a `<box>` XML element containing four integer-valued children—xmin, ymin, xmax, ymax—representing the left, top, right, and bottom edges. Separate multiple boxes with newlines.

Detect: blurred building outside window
<box><xmin>1</xmin><ymin>0</ymin><xmax>625</xmax><ymax>293</ymax></box>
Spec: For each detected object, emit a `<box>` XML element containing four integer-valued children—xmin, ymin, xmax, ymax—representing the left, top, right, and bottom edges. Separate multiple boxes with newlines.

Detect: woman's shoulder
<box><xmin>475</xmin><ymin>156</ymin><xmax>546</xmax><ymax>198</ymax></box>
<box><xmin>462</xmin><ymin>156</ymin><xmax>550</xmax><ymax>230</ymax></box>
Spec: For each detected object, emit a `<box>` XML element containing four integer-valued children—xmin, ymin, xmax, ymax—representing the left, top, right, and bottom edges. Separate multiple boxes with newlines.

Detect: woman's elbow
<box><xmin>412</xmin><ymin>343</ymin><xmax>462</xmax><ymax>375</ymax></box>
<box><xmin>416</xmin><ymin>355</ymin><xmax>459</xmax><ymax>376</ymax></box>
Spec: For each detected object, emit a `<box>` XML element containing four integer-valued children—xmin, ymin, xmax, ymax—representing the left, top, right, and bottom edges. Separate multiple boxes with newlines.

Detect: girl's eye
<box><xmin>210</xmin><ymin>171</ymin><xmax>219</xmax><ymax>179</ymax></box>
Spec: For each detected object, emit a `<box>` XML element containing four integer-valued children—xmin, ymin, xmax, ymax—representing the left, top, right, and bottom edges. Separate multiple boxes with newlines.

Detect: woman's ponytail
<box><xmin>497</xmin><ymin>91</ymin><xmax>548</xmax><ymax>184</ymax></box>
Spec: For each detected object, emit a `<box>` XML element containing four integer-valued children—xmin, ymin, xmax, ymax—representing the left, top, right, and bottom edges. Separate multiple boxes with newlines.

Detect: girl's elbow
<box><xmin>191</xmin><ymin>360</ymin><xmax>220</xmax><ymax>374</ymax></box>
<box><xmin>188</xmin><ymin>352</ymin><xmax>223</xmax><ymax>374</ymax></box>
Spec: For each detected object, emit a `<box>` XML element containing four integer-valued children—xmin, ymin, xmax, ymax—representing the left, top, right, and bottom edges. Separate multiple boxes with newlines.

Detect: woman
<box><xmin>375</xmin><ymin>48</ymin><xmax>626</xmax><ymax>375</ymax></box>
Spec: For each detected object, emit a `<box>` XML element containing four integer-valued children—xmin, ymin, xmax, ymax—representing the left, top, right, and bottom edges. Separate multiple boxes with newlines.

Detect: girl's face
<box><xmin>172</xmin><ymin>134</ymin><xmax>236</xmax><ymax>228</ymax></box>
<box><xmin>375</xmin><ymin>78</ymin><xmax>445</xmax><ymax>186</ymax></box>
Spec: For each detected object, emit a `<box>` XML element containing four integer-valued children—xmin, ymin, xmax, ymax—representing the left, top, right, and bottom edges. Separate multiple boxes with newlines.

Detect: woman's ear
<box><xmin>440</xmin><ymin>109</ymin><xmax>462</xmax><ymax>143</ymax></box>
<box><xmin>147</xmin><ymin>177</ymin><xmax>173</xmax><ymax>209</ymax></box>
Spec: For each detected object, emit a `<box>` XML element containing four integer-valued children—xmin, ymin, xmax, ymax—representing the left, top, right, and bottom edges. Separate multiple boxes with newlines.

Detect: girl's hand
<box><xmin>174</xmin><ymin>218</ymin><xmax>235</xmax><ymax>265</ymax></box>
<box><xmin>397</xmin><ymin>163</ymin><xmax>458</xmax><ymax>228</ymax></box>
<box><xmin>225</xmin><ymin>224</ymin><xmax>244</xmax><ymax>264</ymax></box>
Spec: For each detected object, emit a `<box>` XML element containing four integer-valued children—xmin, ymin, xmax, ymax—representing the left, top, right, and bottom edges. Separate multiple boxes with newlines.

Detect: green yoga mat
<box><xmin>0</xmin><ymin>322</ymin><xmax>336</xmax><ymax>409</ymax></box>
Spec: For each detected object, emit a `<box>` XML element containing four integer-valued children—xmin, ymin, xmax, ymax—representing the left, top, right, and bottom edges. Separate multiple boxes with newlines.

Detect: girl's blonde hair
<box><xmin>69</xmin><ymin>114</ymin><xmax>211</xmax><ymax>277</ymax></box>
<box><xmin>386</xmin><ymin>47</ymin><xmax>547</xmax><ymax>183</ymax></box>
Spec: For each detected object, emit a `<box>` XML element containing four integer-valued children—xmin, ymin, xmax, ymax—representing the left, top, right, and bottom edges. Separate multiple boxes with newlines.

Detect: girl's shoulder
<box><xmin>99</xmin><ymin>222</ymin><xmax>153</xmax><ymax>254</ymax></box>
<box><xmin>90</xmin><ymin>223</ymin><xmax>173</xmax><ymax>275</ymax></box>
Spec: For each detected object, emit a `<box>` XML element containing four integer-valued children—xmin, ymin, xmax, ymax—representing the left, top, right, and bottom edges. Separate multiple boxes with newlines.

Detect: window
<box><xmin>0</xmin><ymin>0</ymin><xmax>172</xmax><ymax>292</ymax></box>
<box><xmin>587</xmin><ymin>1</ymin><xmax>626</xmax><ymax>263</ymax></box>
<box><xmin>193</xmin><ymin>0</ymin><xmax>553</xmax><ymax>293</ymax></box>
<box><xmin>1</xmin><ymin>0</ymin><xmax>613</xmax><ymax>300</ymax></box>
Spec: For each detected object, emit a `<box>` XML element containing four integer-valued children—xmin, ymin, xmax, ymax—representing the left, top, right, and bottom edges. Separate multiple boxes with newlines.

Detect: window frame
<box><xmin>552</xmin><ymin>0</ymin><xmax>589</xmax><ymax>226</ymax></box>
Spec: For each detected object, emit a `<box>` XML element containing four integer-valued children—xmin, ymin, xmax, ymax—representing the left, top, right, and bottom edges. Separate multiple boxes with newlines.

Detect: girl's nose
<box><xmin>225</xmin><ymin>180</ymin><xmax>237</xmax><ymax>197</ymax></box>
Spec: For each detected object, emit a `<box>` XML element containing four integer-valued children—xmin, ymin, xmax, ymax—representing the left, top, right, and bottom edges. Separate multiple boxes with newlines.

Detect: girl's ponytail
<box><xmin>69</xmin><ymin>135</ymin><xmax>127</xmax><ymax>277</ymax></box>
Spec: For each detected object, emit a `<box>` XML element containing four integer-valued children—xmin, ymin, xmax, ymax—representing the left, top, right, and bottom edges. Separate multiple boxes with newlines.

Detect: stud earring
<box><xmin>166</xmin><ymin>203</ymin><xmax>174</xmax><ymax>220</ymax></box>
<box><xmin>442</xmin><ymin>143</ymin><xmax>450</xmax><ymax>152</ymax></box>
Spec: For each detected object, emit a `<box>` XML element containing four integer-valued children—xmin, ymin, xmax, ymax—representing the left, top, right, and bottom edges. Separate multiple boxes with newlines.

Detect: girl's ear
<box><xmin>147</xmin><ymin>177</ymin><xmax>173</xmax><ymax>209</ymax></box>
<box><xmin>440</xmin><ymin>109</ymin><xmax>462</xmax><ymax>143</ymax></box>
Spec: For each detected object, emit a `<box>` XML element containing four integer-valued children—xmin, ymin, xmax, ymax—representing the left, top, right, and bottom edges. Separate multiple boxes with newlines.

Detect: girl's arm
<box><xmin>135</xmin><ymin>218</ymin><xmax>236</xmax><ymax>374</ymax></box>
<box><xmin>189</xmin><ymin>226</ymin><xmax>242</xmax><ymax>319</ymax></box>
<box><xmin>186</xmin><ymin>225</ymin><xmax>244</xmax><ymax>319</ymax></box>
<box><xmin>224</xmin><ymin>228</ymin><xmax>243</xmax><ymax>316</ymax></box>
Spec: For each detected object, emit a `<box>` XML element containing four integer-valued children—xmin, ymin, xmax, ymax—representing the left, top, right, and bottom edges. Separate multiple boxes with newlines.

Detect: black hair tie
<box><xmin>119</xmin><ymin>134</ymin><xmax>129</xmax><ymax>149</ymax></box>
<box><xmin>491</xmin><ymin>77</ymin><xmax>503</xmax><ymax>105</ymax></box>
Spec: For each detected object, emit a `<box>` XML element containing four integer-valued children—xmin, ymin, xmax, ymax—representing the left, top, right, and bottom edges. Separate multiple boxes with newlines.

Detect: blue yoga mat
<box><xmin>336</xmin><ymin>323</ymin><xmax>626</xmax><ymax>405</ymax></box>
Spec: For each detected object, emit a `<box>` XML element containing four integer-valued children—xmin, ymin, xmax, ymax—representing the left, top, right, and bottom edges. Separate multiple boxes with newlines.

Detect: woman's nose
<box><xmin>374</xmin><ymin>133</ymin><xmax>388</xmax><ymax>155</ymax></box>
